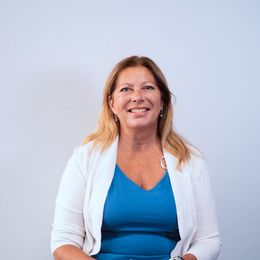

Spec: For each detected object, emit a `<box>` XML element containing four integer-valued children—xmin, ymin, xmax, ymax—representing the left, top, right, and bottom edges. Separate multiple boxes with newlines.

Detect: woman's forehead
<box><xmin>116</xmin><ymin>66</ymin><xmax>156</xmax><ymax>86</ymax></box>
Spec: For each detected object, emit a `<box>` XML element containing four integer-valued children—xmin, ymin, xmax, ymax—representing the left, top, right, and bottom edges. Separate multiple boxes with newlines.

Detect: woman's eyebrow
<box><xmin>118</xmin><ymin>83</ymin><xmax>133</xmax><ymax>87</ymax></box>
<box><xmin>142</xmin><ymin>81</ymin><xmax>156</xmax><ymax>85</ymax></box>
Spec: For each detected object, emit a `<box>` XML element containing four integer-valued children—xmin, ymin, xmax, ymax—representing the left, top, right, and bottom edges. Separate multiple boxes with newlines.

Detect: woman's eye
<box><xmin>145</xmin><ymin>85</ymin><xmax>155</xmax><ymax>90</ymax></box>
<box><xmin>120</xmin><ymin>87</ymin><xmax>130</xmax><ymax>92</ymax></box>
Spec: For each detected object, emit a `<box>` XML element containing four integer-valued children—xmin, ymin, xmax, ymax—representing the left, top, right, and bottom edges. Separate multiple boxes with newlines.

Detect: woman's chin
<box><xmin>124</xmin><ymin>120</ymin><xmax>158</xmax><ymax>131</ymax></box>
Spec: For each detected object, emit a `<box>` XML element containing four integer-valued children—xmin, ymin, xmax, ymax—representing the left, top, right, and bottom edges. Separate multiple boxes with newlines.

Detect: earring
<box><xmin>114</xmin><ymin>114</ymin><xmax>118</xmax><ymax>122</ymax></box>
<box><xmin>160</xmin><ymin>110</ymin><xmax>163</xmax><ymax>118</ymax></box>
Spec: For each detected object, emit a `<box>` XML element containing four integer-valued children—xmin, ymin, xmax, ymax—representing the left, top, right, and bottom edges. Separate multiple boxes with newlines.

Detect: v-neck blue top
<box><xmin>93</xmin><ymin>164</ymin><xmax>180</xmax><ymax>260</ymax></box>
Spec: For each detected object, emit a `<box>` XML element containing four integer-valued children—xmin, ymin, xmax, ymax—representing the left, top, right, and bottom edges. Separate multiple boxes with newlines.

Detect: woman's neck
<box><xmin>118</xmin><ymin>127</ymin><xmax>161</xmax><ymax>152</ymax></box>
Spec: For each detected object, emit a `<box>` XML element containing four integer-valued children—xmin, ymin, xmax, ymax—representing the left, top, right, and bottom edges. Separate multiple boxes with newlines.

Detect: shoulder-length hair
<box><xmin>82</xmin><ymin>56</ymin><xmax>197</xmax><ymax>170</ymax></box>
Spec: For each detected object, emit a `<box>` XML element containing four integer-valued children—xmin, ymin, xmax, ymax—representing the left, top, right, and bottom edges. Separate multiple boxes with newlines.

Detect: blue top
<box><xmin>93</xmin><ymin>164</ymin><xmax>180</xmax><ymax>260</ymax></box>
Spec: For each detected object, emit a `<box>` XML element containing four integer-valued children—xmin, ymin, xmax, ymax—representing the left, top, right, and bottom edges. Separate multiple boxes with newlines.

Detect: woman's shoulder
<box><xmin>186</xmin><ymin>149</ymin><xmax>207</xmax><ymax>175</ymax></box>
<box><xmin>72</xmin><ymin>139</ymin><xmax>116</xmax><ymax>167</ymax></box>
<box><xmin>184</xmin><ymin>150</ymin><xmax>213</xmax><ymax>185</ymax></box>
<box><xmin>72</xmin><ymin>141</ymin><xmax>102</xmax><ymax>162</ymax></box>
<box><xmin>74</xmin><ymin>140</ymin><xmax>95</xmax><ymax>153</ymax></box>
<box><xmin>63</xmin><ymin>142</ymin><xmax>102</xmax><ymax>179</ymax></box>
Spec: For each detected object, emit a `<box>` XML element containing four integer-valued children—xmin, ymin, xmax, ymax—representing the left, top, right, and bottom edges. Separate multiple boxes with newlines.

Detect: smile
<box><xmin>128</xmin><ymin>108</ymin><xmax>150</xmax><ymax>113</ymax></box>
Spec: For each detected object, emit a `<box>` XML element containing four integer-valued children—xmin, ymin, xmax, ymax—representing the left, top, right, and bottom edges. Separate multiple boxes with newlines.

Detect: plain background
<box><xmin>0</xmin><ymin>1</ymin><xmax>259</xmax><ymax>259</ymax></box>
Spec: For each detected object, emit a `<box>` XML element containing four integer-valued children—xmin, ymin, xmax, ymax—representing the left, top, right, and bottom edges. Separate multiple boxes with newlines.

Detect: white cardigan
<box><xmin>51</xmin><ymin>138</ymin><xmax>221</xmax><ymax>260</ymax></box>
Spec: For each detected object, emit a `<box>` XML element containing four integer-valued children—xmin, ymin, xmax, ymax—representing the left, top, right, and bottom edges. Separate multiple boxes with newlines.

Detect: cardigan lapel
<box><xmin>164</xmin><ymin>150</ymin><xmax>197</xmax><ymax>256</ymax></box>
<box><xmin>87</xmin><ymin>138</ymin><xmax>118</xmax><ymax>255</ymax></box>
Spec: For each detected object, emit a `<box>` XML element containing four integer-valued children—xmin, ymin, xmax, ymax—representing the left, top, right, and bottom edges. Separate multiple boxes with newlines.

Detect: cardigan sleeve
<box><xmin>50</xmin><ymin>147</ymin><xmax>87</xmax><ymax>254</ymax></box>
<box><xmin>185</xmin><ymin>159</ymin><xmax>222</xmax><ymax>260</ymax></box>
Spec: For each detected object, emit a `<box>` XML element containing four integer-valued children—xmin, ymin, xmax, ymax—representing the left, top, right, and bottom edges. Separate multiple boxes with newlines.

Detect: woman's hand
<box><xmin>53</xmin><ymin>245</ymin><xmax>95</xmax><ymax>260</ymax></box>
<box><xmin>182</xmin><ymin>253</ymin><xmax>197</xmax><ymax>260</ymax></box>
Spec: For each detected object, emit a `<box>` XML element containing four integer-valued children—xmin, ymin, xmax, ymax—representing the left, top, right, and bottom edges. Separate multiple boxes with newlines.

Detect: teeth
<box><xmin>130</xmin><ymin>108</ymin><xmax>148</xmax><ymax>113</ymax></box>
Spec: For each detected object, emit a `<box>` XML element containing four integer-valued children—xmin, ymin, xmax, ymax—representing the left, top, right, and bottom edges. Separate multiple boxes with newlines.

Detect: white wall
<box><xmin>0</xmin><ymin>1</ymin><xmax>259</xmax><ymax>259</ymax></box>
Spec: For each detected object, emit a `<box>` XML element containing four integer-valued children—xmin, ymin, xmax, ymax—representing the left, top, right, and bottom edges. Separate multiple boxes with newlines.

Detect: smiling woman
<box><xmin>51</xmin><ymin>56</ymin><xmax>222</xmax><ymax>260</ymax></box>
<box><xmin>109</xmin><ymin>66</ymin><xmax>163</xmax><ymax>133</ymax></box>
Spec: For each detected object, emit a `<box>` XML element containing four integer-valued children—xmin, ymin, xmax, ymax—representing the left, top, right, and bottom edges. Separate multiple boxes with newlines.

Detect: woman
<box><xmin>51</xmin><ymin>56</ymin><xmax>221</xmax><ymax>260</ymax></box>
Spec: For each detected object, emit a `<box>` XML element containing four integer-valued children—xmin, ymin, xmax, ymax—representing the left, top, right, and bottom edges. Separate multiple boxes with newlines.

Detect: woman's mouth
<box><xmin>127</xmin><ymin>108</ymin><xmax>150</xmax><ymax>113</ymax></box>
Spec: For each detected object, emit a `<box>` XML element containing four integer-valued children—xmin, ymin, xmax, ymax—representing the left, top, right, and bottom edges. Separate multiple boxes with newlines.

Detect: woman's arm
<box><xmin>185</xmin><ymin>159</ymin><xmax>222</xmax><ymax>260</ymax></box>
<box><xmin>53</xmin><ymin>245</ymin><xmax>94</xmax><ymax>260</ymax></box>
<box><xmin>51</xmin><ymin>147</ymin><xmax>89</xmax><ymax>256</ymax></box>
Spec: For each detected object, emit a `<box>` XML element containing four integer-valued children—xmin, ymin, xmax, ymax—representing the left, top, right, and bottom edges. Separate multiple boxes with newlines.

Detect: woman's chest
<box><xmin>116</xmin><ymin>158</ymin><xmax>166</xmax><ymax>190</ymax></box>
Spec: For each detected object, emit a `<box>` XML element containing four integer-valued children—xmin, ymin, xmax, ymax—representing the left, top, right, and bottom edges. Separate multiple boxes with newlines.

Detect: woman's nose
<box><xmin>131</xmin><ymin>89</ymin><xmax>144</xmax><ymax>102</ymax></box>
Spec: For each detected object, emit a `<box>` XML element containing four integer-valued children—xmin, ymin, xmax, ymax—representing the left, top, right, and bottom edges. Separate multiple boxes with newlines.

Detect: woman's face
<box><xmin>109</xmin><ymin>66</ymin><xmax>163</xmax><ymax>133</ymax></box>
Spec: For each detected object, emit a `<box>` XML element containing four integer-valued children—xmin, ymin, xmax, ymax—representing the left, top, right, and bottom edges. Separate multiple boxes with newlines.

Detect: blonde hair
<box><xmin>83</xmin><ymin>56</ymin><xmax>197</xmax><ymax>169</ymax></box>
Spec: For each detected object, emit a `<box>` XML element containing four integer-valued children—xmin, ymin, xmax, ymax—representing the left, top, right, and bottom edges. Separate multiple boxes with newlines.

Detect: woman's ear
<box><xmin>108</xmin><ymin>95</ymin><xmax>115</xmax><ymax>113</ymax></box>
<box><xmin>160</xmin><ymin>102</ymin><xmax>164</xmax><ymax>111</ymax></box>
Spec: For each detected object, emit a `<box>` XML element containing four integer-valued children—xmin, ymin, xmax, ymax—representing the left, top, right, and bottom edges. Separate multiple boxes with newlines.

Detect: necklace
<box><xmin>160</xmin><ymin>156</ymin><xmax>167</xmax><ymax>170</ymax></box>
